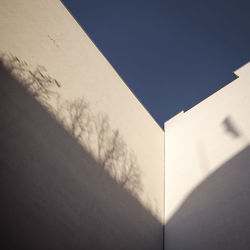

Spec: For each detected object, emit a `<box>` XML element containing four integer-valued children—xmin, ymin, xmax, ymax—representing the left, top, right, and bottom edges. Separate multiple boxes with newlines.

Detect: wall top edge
<box><xmin>164</xmin><ymin>61</ymin><xmax>250</xmax><ymax>128</ymax></box>
<box><xmin>164</xmin><ymin>111</ymin><xmax>184</xmax><ymax>131</ymax></box>
<box><xmin>59</xmin><ymin>0</ymin><xmax>163</xmax><ymax>132</ymax></box>
<box><xmin>234</xmin><ymin>61</ymin><xmax>250</xmax><ymax>77</ymax></box>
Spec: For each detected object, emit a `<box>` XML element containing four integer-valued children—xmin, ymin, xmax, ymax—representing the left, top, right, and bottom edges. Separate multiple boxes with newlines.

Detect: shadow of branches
<box><xmin>1</xmin><ymin>53</ymin><xmax>60</xmax><ymax>108</ymax></box>
<box><xmin>1</xmin><ymin>53</ymin><xmax>143</xmax><ymax>198</ymax></box>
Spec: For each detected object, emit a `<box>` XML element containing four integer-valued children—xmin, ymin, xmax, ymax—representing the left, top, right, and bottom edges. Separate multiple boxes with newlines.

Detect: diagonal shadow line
<box><xmin>165</xmin><ymin>144</ymin><xmax>250</xmax><ymax>250</ymax></box>
<box><xmin>0</xmin><ymin>62</ymin><xmax>163</xmax><ymax>250</ymax></box>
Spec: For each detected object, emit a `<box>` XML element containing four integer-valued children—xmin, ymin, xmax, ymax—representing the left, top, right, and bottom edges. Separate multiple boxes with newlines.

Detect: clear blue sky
<box><xmin>62</xmin><ymin>0</ymin><xmax>250</xmax><ymax>128</ymax></box>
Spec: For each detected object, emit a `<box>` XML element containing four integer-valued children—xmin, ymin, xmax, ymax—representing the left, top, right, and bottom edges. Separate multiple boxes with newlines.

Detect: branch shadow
<box><xmin>0</xmin><ymin>60</ymin><xmax>163</xmax><ymax>249</ymax></box>
<box><xmin>1</xmin><ymin>53</ymin><xmax>143</xmax><ymax>199</ymax></box>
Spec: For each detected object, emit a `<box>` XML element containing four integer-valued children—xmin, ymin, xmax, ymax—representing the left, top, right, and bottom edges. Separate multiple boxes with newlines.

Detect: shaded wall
<box><xmin>164</xmin><ymin>62</ymin><xmax>250</xmax><ymax>249</ymax></box>
<box><xmin>0</xmin><ymin>0</ymin><xmax>164</xmax><ymax>220</ymax></box>
<box><xmin>165</xmin><ymin>145</ymin><xmax>250</xmax><ymax>249</ymax></box>
<box><xmin>0</xmin><ymin>63</ymin><xmax>163</xmax><ymax>249</ymax></box>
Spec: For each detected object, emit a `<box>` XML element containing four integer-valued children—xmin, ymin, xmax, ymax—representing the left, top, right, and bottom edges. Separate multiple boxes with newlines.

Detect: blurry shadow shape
<box><xmin>222</xmin><ymin>116</ymin><xmax>241</xmax><ymax>138</ymax></box>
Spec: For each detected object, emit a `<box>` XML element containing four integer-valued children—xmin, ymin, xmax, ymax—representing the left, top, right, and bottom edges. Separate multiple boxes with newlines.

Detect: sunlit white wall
<box><xmin>164</xmin><ymin>62</ymin><xmax>250</xmax><ymax>223</ymax></box>
<box><xmin>0</xmin><ymin>0</ymin><xmax>164</xmax><ymax>221</ymax></box>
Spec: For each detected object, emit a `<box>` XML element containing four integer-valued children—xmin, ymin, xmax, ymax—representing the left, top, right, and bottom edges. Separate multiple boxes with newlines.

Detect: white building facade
<box><xmin>1</xmin><ymin>0</ymin><xmax>250</xmax><ymax>249</ymax></box>
<box><xmin>165</xmin><ymin>62</ymin><xmax>250</xmax><ymax>249</ymax></box>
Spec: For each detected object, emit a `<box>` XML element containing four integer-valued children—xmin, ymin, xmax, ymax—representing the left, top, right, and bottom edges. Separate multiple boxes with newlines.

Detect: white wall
<box><xmin>165</xmin><ymin>62</ymin><xmax>250</xmax><ymax>249</ymax></box>
<box><xmin>0</xmin><ymin>0</ymin><xmax>164</xmax><ymax>249</ymax></box>
<box><xmin>0</xmin><ymin>0</ymin><xmax>164</xmax><ymax>220</ymax></box>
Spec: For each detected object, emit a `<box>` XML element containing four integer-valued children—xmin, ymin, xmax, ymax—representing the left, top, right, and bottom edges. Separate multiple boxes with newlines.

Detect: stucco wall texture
<box><xmin>2</xmin><ymin>0</ymin><xmax>250</xmax><ymax>249</ymax></box>
<box><xmin>0</xmin><ymin>63</ymin><xmax>163</xmax><ymax>250</ymax></box>
<box><xmin>0</xmin><ymin>0</ymin><xmax>164</xmax><ymax>217</ymax></box>
<box><xmin>0</xmin><ymin>0</ymin><xmax>164</xmax><ymax>249</ymax></box>
<box><xmin>165</xmin><ymin>62</ymin><xmax>250</xmax><ymax>249</ymax></box>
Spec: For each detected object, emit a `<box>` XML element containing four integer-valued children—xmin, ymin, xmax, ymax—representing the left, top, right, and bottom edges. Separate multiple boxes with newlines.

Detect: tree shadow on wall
<box><xmin>54</xmin><ymin>98</ymin><xmax>143</xmax><ymax>197</ymax></box>
<box><xmin>1</xmin><ymin>53</ymin><xmax>143</xmax><ymax>199</ymax></box>
<box><xmin>165</xmin><ymin>145</ymin><xmax>250</xmax><ymax>250</ymax></box>
<box><xmin>0</xmin><ymin>59</ymin><xmax>162</xmax><ymax>249</ymax></box>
